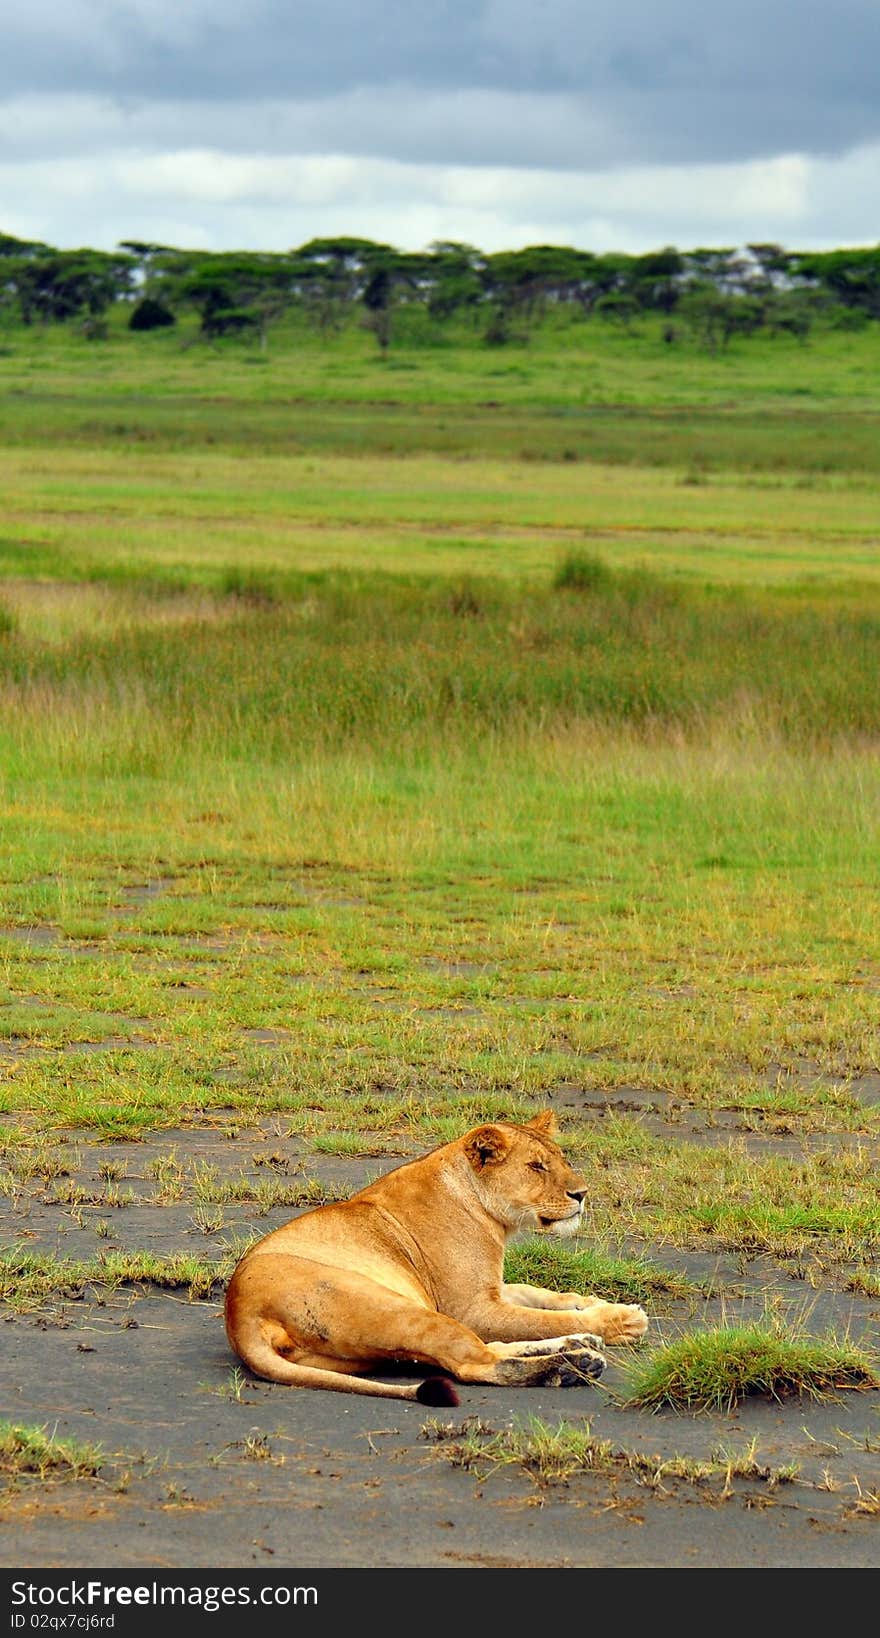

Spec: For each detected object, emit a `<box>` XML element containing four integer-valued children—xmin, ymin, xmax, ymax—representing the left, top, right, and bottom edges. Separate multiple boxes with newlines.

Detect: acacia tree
<box><xmin>627</xmin><ymin>247</ymin><xmax>685</xmax><ymax>314</ymax></box>
<box><xmin>481</xmin><ymin>245</ymin><xmax>591</xmax><ymax>339</ymax></box>
<box><xmin>119</xmin><ymin>241</ymin><xmax>179</xmax><ymax>292</ymax></box>
<box><xmin>11</xmin><ymin>248</ymin><xmax>134</xmax><ymax>327</ymax></box>
<box><xmin>480</xmin><ymin>246</ymin><xmax>640</xmax><ymax>339</ymax></box>
<box><xmin>745</xmin><ymin>243</ymin><xmax>794</xmax><ymax>290</ymax></box>
<box><xmin>593</xmin><ymin>289</ymin><xmax>640</xmax><ymax>328</ymax></box>
<box><xmin>0</xmin><ymin>234</ymin><xmax>48</xmax><ymax>324</ymax></box>
<box><xmin>357</xmin><ymin>247</ymin><xmax>431</xmax><ymax>353</ymax></box>
<box><xmin>678</xmin><ymin>283</ymin><xmax>764</xmax><ymax>351</ymax></box>
<box><xmin>119</xmin><ymin>241</ymin><xmax>181</xmax><ymax>328</ymax></box>
<box><xmin>791</xmin><ymin>247</ymin><xmax>880</xmax><ymax>319</ymax></box>
<box><xmin>177</xmin><ymin>253</ymin><xmax>298</xmax><ymax>348</ymax></box>
<box><xmin>422</xmin><ymin>241</ymin><xmax>485</xmax><ymax>322</ymax></box>
<box><xmin>763</xmin><ymin>286</ymin><xmax>826</xmax><ymax>342</ymax></box>
<box><xmin>292</xmin><ymin>238</ymin><xmax>392</xmax><ymax>334</ymax></box>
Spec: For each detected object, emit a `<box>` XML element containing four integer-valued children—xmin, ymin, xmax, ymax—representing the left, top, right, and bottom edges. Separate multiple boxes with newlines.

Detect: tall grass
<box><xmin>2</xmin><ymin>568</ymin><xmax>880</xmax><ymax>782</ymax></box>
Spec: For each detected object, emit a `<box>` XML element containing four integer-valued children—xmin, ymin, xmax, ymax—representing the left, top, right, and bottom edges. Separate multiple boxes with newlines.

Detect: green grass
<box><xmin>1</xmin><ymin>722</ymin><xmax>879</xmax><ymax>1155</ymax></box>
<box><xmin>503</xmin><ymin>1235</ymin><xmax>695</xmax><ymax>1302</ymax></box>
<box><xmin>620</xmin><ymin>1323</ymin><xmax>880</xmax><ymax>1412</ymax></box>
<box><xmin>3</xmin><ymin>304</ymin><xmax>880</xmax><ymax>420</ymax></box>
<box><xmin>422</xmin><ymin>1415</ymin><xmax>618</xmax><ymax>1483</ymax></box>
<box><xmin>4</xmin><ymin>569</ymin><xmax>880</xmax><ymax>771</ymax></box>
<box><xmin>0</xmin><ymin>1247</ymin><xmax>239</xmax><ymax>1309</ymax></box>
<box><xmin>561</xmin><ymin>1125</ymin><xmax>880</xmax><ymax>1257</ymax></box>
<box><xmin>844</xmin><ymin>1268</ymin><xmax>880</xmax><ymax>1298</ymax></box>
<box><xmin>5</xmin><ymin>446</ymin><xmax>880</xmax><ymax>590</ymax></box>
<box><xmin>0</xmin><ymin>797</ymin><xmax>877</xmax><ymax>1152</ymax></box>
<box><xmin>189</xmin><ymin>1165</ymin><xmax>345</xmax><ymax>1213</ymax></box>
<box><xmin>421</xmin><ymin>1415</ymin><xmax>801</xmax><ymax>1491</ymax></box>
<box><xmin>0</xmin><ymin>1420</ymin><xmax>103</xmax><ymax>1484</ymax></box>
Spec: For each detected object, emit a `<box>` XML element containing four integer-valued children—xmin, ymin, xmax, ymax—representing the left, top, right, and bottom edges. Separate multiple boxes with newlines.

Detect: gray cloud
<box><xmin>2</xmin><ymin>1</ymin><xmax>878</xmax><ymax>255</ymax></box>
<box><xmin>4</xmin><ymin>1</ymin><xmax>880</xmax><ymax>168</ymax></box>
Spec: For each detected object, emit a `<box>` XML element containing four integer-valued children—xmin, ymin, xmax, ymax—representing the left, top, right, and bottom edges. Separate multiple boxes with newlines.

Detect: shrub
<box><xmin>553</xmin><ymin>551</ymin><xmax>613</xmax><ymax>592</ymax></box>
<box><xmin>129</xmin><ymin>298</ymin><xmax>176</xmax><ymax>332</ymax></box>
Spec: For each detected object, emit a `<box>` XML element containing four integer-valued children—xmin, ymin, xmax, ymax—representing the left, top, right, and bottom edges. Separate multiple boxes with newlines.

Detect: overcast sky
<box><xmin>3</xmin><ymin>1</ymin><xmax>879</xmax><ymax>255</ymax></box>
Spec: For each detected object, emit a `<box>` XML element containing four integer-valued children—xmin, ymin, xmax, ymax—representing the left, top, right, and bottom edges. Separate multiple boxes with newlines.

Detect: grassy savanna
<box><xmin>3</xmin><ymin>302</ymin><xmax>880</xmax><ymax>413</ymax></box>
<box><xmin>1</xmin><ymin>312</ymin><xmax>879</xmax><ymax>1323</ymax></box>
<box><xmin>4</xmin><ymin>446</ymin><xmax>880</xmax><ymax>588</ymax></box>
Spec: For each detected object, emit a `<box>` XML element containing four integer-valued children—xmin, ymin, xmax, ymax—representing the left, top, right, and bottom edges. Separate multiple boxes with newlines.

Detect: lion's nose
<box><xmin>567</xmin><ymin>1188</ymin><xmax>586</xmax><ymax>1204</ymax></box>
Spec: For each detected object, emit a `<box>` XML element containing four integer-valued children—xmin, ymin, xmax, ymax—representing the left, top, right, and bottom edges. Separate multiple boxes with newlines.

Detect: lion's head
<box><xmin>462</xmin><ymin>1111</ymin><xmax>586</xmax><ymax>1238</ymax></box>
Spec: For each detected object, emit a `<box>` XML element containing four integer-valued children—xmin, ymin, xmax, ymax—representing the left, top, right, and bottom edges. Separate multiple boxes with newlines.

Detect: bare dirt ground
<box><xmin>2</xmin><ymin>1120</ymin><xmax>878</xmax><ymax>1570</ymax></box>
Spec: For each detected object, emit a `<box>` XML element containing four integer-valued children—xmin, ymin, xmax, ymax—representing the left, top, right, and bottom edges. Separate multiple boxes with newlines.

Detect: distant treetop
<box><xmin>0</xmin><ymin>231</ymin><xmax>876</xmax><ymax>346</ymax></box>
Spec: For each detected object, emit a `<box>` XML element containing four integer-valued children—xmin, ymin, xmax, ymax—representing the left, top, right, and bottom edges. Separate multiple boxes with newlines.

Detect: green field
<box><xmin>1</xmin><ymin>310</ymin><xmax>879</xmax><ymax>1282</ymax></box>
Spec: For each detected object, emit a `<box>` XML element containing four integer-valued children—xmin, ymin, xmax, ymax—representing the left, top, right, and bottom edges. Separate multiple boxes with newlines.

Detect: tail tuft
<box><xmin>416</xmin><ymin>1376</ymin><xmax>460</xmax><ymax>1407</ymax></box>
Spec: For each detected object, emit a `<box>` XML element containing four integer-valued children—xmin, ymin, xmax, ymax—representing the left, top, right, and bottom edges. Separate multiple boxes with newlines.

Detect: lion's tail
<box><xmin>230</xmin><ymin>1330</ymin><xmax>460</xmax><ymax>1406</ymax></box>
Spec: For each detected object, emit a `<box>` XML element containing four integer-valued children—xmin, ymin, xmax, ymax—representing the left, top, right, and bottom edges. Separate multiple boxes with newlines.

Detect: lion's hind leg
<box><xmin>225</xmin><ymin>1253</ymin><xmax>605</xmax><ymax>1395</ymax></box>
<box><xmin>226</xmin><ymin>1255</ymin><xmax>464</xmax><ymax>1402</ymax></box>
<box><xmin>226</xmin><ymin>1252</ymin><xmax>501</xmax><ymax>1396</ymax></box>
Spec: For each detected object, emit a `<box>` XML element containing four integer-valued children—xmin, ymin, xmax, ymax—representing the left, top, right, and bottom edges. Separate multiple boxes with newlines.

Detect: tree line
<box><xmin>1</xmin><ymin>232</ymin><xmax>879</xmax><ymax>352</ymax></box>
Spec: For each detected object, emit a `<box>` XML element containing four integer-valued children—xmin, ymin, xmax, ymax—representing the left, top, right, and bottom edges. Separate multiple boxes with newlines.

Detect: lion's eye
<box><xmin>528</xmin><ymin>1160</ymin><xmax>547</xmax><ymax>1173</ymax></box>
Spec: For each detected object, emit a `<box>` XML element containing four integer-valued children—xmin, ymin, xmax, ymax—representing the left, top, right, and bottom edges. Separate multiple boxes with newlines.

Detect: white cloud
<box><xmin>0</xmin><ymin>135</ymin><xmax>876</xmax><ymax>257</ymax></box>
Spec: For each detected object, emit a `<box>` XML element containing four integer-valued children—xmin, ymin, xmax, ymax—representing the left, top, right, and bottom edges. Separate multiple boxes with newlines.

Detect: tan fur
<box><xmin>224</xmin><ymin>1111</ymin><xmax>648</xmax><ymax>1401</ymax></box>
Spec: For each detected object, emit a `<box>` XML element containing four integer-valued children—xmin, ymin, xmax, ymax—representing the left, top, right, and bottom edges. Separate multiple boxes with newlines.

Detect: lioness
<box><xmin>225</xmin><ymin>1111</ymin><xmax>647</xmax><ymax>1404</ymax></box>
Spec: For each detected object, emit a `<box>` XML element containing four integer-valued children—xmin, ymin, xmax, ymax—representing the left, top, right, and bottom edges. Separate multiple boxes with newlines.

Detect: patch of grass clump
<box><xmin>201</xmin><ymin>1366</ymin><xmax>249</xmax><ymax>1402</ymax></box>
<box><xmin>0</xmin><ymin>1420</ymin><xmax>103</xmax><ymax>1483</ymax></box>
<box><xmin>844</xmin><ymin>1267</ymin><xmax>880</xmax><ymax>1298</ymax></box>
<box><xmin>220</xmin><ymin>567</ymin><xmax>285</xmax><ymax>605</ymax></box>
<box><xmin>189</xmin><ymin>1165</ymin><xmax>346</xmax><ymax>1214</ymax></box>
<box><xmin>8</xmin><ymin>566</ymin><xmax>880</xmax><ymax>754</ymax></box>
<box><xmin>553</xmin><ymin>552</ymin><xmax>613</xmax><ymax>593</ymax></box>
<box><xmin>845</xmin><ymin>1486</ymin><xmax>880</xmax><ymax>1518</ymax></box>
<box><xmin>0</xmin><ymin>1247</ymin><xmax>234</xmax><ymax>1309</ymax></box>
<box><xmin>422</xmin><ymin>1415</ymin><xmax>615</xmax><ymax>1483</ymax></box>
<box><xmin>0</xmin><ymin>1143</ymin><xmax>74</xmax><ymax>1182</ymax></box>
<box><xmin>310</xmin><ymin>1131</ymin><xmax>406</xmax><ymax>1157</ymax></box>
<box><xmin>421</xmin><ymin>1416</ymin><xmax>800</xmax><ymax>1492</ymax></box>
<box><xmin>619</xmin><ymin>1322</ymin><xmax>880</xmax><ymax>1412</ymax></box>
<box><xmin>504</xmin><ymin>1235</ymin><xmax>695</xmax><ymax>1302</ymax></box>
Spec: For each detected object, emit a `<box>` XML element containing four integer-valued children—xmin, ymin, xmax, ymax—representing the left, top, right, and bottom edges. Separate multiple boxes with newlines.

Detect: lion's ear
<box><xmin>526</xmin><ymin>1110</ymin><xmax>558</xmax><ymax>1137</ymax></box>
<box><xmin>464</xmin><ymin>1125</ymin><xmax>510</xmax><ymax>1170</ymax></box>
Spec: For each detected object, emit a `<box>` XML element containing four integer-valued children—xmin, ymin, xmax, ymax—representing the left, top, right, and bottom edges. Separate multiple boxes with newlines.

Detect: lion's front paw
<box><xmin>495</xmin><ymin>1333</ymin><xmax>603</xmax><ymax>1359</ymax></box>
<box><xmin>603</xmin><ymin>1303</ymin><xmax>648</xmax><ymax>1343</ymax></box>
